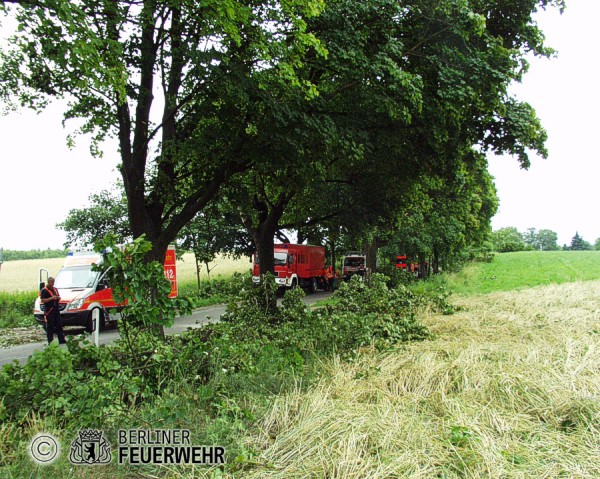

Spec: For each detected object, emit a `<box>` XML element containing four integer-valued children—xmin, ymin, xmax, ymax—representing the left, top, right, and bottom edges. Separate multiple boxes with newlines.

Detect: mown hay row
<box><xmin>240</xmin><ymin>281</ymin><xmax>600</xmax><ymax>478</ymax></box>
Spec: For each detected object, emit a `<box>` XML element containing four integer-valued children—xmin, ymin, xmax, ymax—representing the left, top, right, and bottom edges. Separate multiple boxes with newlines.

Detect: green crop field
<box><xmin>0</xmin><ymin>253</ymin><xmax>250</xmax><ymax>293</ymax></box>
<box><xmin>443</xmin><ymin>250</ymin><xmax>600</xmax><ymax>295</ymax></box>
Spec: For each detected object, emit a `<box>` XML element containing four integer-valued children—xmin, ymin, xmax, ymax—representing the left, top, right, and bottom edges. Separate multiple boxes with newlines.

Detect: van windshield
<box><xmin>55</xmin><ymin>266</ymin><xmax>100</xmax><ymax>289</ymax></box>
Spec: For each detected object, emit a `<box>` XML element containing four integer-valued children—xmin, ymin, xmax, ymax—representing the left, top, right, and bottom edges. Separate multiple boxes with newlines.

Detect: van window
<box><xmin>55</xmin><ymin>266</ymin><xmax>100</xmax><ymax>289</ymax></box>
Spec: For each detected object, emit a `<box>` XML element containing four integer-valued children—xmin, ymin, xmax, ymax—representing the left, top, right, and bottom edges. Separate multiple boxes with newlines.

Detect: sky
<box><xmin>0</xmin><ymin>1</ymin><xmax>599</xmax><ymax>251</ymax></box>
<box><xmin>488</xmin><ymin>0</ymin><xmax>600</xmax><ymax>246</ymax></box>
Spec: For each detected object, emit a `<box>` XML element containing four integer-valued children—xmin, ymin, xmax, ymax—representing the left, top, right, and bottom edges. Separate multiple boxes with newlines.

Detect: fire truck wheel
<box><xmin>291</xmin><ymin>278</ymin><xmax>298</xmax><ymax>289</ymax></box>
<box><xmin>309</xmin><ymin>277</ymin><xmax>318</xmax><ymax>294</ymax></box>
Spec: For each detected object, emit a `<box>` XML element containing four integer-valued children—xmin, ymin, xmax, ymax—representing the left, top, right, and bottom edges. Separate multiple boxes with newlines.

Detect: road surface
<box><xmin>0</xmin><ymin>292</ymin><xmax>332</xmax><ymax>367</ymax></box>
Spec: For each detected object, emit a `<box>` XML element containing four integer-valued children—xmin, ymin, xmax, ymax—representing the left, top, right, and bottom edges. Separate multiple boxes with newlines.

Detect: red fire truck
<box><xmin>252</xmin><ymin>243</ymin><xmax>331</xmax><ymax>293</ymax></box>
<box><xmin>396</xmin><ymin>255</ymin><xmax>421</xmax><ymax>274</ymax></box>
<box><xmin>33</xmin><ymin>245</ymin><xmax>178</xmax><ymax>332</ymax></box>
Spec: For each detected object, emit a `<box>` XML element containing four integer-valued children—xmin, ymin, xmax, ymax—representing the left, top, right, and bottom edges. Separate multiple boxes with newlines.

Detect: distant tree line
<box><xmin>491</xmin><ymin>228</ymin><xmax>600</xmax><ymax>253</ymax></box>
<box><xmin>0</xmin><ymin>248</ymin><xmax>68</xmax><ymax>262</ymax></box>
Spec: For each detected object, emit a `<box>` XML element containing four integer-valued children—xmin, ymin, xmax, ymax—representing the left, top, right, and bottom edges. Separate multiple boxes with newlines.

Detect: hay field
<box><xmin>235</xmin><ymin>281</ymin><xmax>600</xmax><ymax>478</ymax></box>
<box><xmin>0</xmin><ymin>253</ymin><xmax>250</xmax><ymax>292</ymax></box>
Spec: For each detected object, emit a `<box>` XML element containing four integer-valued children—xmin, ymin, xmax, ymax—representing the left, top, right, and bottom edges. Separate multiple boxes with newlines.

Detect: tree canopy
<box><xmin>1</xmin><ymin>0</ymin><xmax>565</xmax><ymax>272</ymax></box>
<box><xmin>1</xmin><ymin>0</ymin><xmax>326</xmax><ymax>261</ymax></box>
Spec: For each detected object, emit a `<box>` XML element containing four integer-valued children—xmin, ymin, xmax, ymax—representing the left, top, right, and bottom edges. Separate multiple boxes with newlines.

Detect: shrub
<box><xmin>0</xmin><ymin>291</ymin><xmax>37</xmax><ymax>328</ymax></box>
<box><xmin>179</xmin><ymin>272</ymin><xmax>250</xmax><ymax>302</ymax></box>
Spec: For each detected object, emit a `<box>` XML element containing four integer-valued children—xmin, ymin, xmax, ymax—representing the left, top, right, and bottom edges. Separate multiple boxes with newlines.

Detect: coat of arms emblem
<box><xmin>69</xmin><ymin>429</ymin><xmax>112</xmax><ymax>465</ymax></box>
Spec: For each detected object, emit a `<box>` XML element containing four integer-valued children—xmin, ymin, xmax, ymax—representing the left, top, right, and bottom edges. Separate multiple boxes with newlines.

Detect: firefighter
<box><xmin>325</xmin><ymin>266</ymin><xmax>336</xmax><ymax>291</ymax></box>
<box><xmin>40</xmin><ymin>277</ymin><xmax>66</xmax><ymax>344</ymax></box>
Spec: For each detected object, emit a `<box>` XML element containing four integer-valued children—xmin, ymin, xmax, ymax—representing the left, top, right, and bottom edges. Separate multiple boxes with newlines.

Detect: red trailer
<box><xmin>252</xmin><ymin>243</ymin><xmax>331</xmax><ymax>293</ymax></box>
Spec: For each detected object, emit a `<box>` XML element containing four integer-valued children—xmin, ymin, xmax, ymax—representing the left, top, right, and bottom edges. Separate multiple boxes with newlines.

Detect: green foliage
<box><xmin>0</xmin><ymin>332</ymin><xmax>213</xmax><ymax>427</ymax></box>
<box><xmin>178</xmin><ymin>273</ymin><xmax>249</xmax><ymax>305</ymax></box>
<box><xmin>0</xmin><ymin>262</ymin><xmax>439</xmax><ymax>472</ymax></box>
<box><xmin>0</xmin><ymin>249</ymin><xmax>67</xmax><ymax>261</ymax></box>
<box><xmin>1</xmin><ymin>0</ymin><xmax>328</xmax><ymax>263</ymax></box>
<box><xmin>57</xmin><ymin>187</ymin><xmax>129</xmax><ymax>247</ymax></box>
<box><xmin>318</xmin><ymin>274</ymin><xmax>431</xmax><ymax>348</ymax></box>
<box><xmin>377</xmin><ymin>264</ymin><xmax>419</xmax><ymax>288</ymax></box>
<box><xmin>570</xmin><ymin>232</ymin><xmax>593</xmax><ymax>251</ymax></box>
<box><xmin>523</xmin><ymin>227</ymin><xmax>559</xmax><ymax>251</ymax></box>
<box><xmin>0</xmin><ymin>291</ymin><xmax>37</xmax><ymax>328</ymax></box>
<box><xmin>491</xmin><ymin>227</ymin><xmax>526</xmax><ymax>253</ymax></box>
<box><xmin>94</xmin><ymin>234</ymin><xmax>193</xmax><ymax>334</ymax></box>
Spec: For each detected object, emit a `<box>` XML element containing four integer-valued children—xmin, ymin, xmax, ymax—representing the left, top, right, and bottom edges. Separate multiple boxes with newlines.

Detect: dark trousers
<box><xmin>44</xmin><ymin>309</ymin><xmax>66</xmax><ymax>344</ymax></box>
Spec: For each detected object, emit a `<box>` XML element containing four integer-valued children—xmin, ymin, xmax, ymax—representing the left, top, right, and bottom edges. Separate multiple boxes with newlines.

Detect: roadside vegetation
<box><xmin>0</xmin><ymin>249</ymin><xmax>67</xmax><ymax>262</ymax></box>
<box><xmin>2</xmin><ymin>247</ymin><xmax>599</xmax><ymax>478</ymax></box>
<box><xmin>0</xmin><ymin>246</ymin><xmax>436</xmax><ymax>478</ymax></box>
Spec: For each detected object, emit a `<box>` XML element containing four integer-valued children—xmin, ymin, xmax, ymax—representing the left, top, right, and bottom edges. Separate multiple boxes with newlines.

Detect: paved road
<box><xmin>0</xmin><ymin>292</ymin><xmax>332</xmax><ymax>367</ymax></box>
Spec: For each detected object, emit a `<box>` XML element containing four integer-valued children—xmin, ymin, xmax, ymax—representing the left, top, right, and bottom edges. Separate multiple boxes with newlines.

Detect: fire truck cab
<box><xmin>396</xmin><ymin>255</ymin><xmax>421</xmax><ymax>275</ymax></box>
<box><xmin>342</xmin><ymin>253</ymin><xmax>367</xmax><ymax>281</ymax></box>
<box><xmin>252</xmin><ymin>243</ymin><xmax>330</xmax><ymax>293</ymax></box>
<box><xmin>33</xmin><ymin>245</ymin><xmax>178</xmax><ymax>332</ymax></box>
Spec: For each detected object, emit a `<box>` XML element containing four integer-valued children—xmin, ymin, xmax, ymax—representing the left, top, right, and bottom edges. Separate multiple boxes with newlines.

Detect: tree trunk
<box><xmin>196</xmin><ymin>256</ymin><xmax>201</xmax><ymax>289</ymax></box>
<box><xmin>418</xmin><ymin>253</ymin><xmax>429</xmax><ymax>279</ymax></box>
<box><xmin>363</xmin><ymin>236</ymin><xmax>379</xmax><ymax>275</ymax></box>
<box><xmin>255</xmin><ymin>228</ymin><xmax>276</xmax><ymax>276</ymax></box>
<box><xmin>433</xmin><ymin>249</ymin><xmax>440</xmax><ymax>275</ymax></box>
<box><xmin>329</xmin><ymin>238</ymin><xmax>336</xmax><ymax>271</ymax></box>
<box><xmin>242</xmin><ymin>192</ymin><xmax>290</xmax><ymax>276</ymax></box>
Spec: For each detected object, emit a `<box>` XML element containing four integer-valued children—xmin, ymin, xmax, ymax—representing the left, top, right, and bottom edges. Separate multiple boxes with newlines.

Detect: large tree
<box><xmin>0</xmin><ymin>0</ymin><xmax>325</xmax><ymax>261</ymax></box>
<box><xmin>570</xmin><ymin>232</ymin><xmax>592</xmax><ymax>251</ymax></box>
<box><xmin>492</xmin><ymin>227</ymin><xmax>525</xmax><ymax>253</ymax></box>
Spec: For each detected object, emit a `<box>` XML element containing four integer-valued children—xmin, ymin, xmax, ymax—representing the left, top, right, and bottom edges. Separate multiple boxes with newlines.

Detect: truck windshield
<box><xmin>274</xmin><ymin>252</ymin><xmax>288</xmax><ymax>266</ymax></box>
<box><xmin>344</xmin><ymin>257</ymin><xmax>365</xmax><ymax>267</ymax></box>
<box><xmin>55</xmin><ymin>266</ymin><xmax>100</xmax><ymax>289</ymax></box>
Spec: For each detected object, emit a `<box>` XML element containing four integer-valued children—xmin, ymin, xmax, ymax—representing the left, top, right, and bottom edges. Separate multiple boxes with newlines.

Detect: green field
<box><xmin>443</xmin><ymin>250</ymin><xmax>600</xmax><ymax>295</ymax></box>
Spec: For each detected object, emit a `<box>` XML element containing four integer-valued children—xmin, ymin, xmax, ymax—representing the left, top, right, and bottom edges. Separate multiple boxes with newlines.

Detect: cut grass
<box><xmin>443</xmin><ymin>250</ymin><xmax>600</xmax><ymax>295</ymax></box>
<box><xmin>235</xmin><ymin>280</ymin><xmax>600</xmax><ymax>478</ymax></box>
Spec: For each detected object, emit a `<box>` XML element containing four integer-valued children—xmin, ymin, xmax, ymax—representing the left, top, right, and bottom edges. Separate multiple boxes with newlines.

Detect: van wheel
<box><xmin>85</xmin><ymin>309</ymin><xmax>102</xmax><ymax>333</ymax></box>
